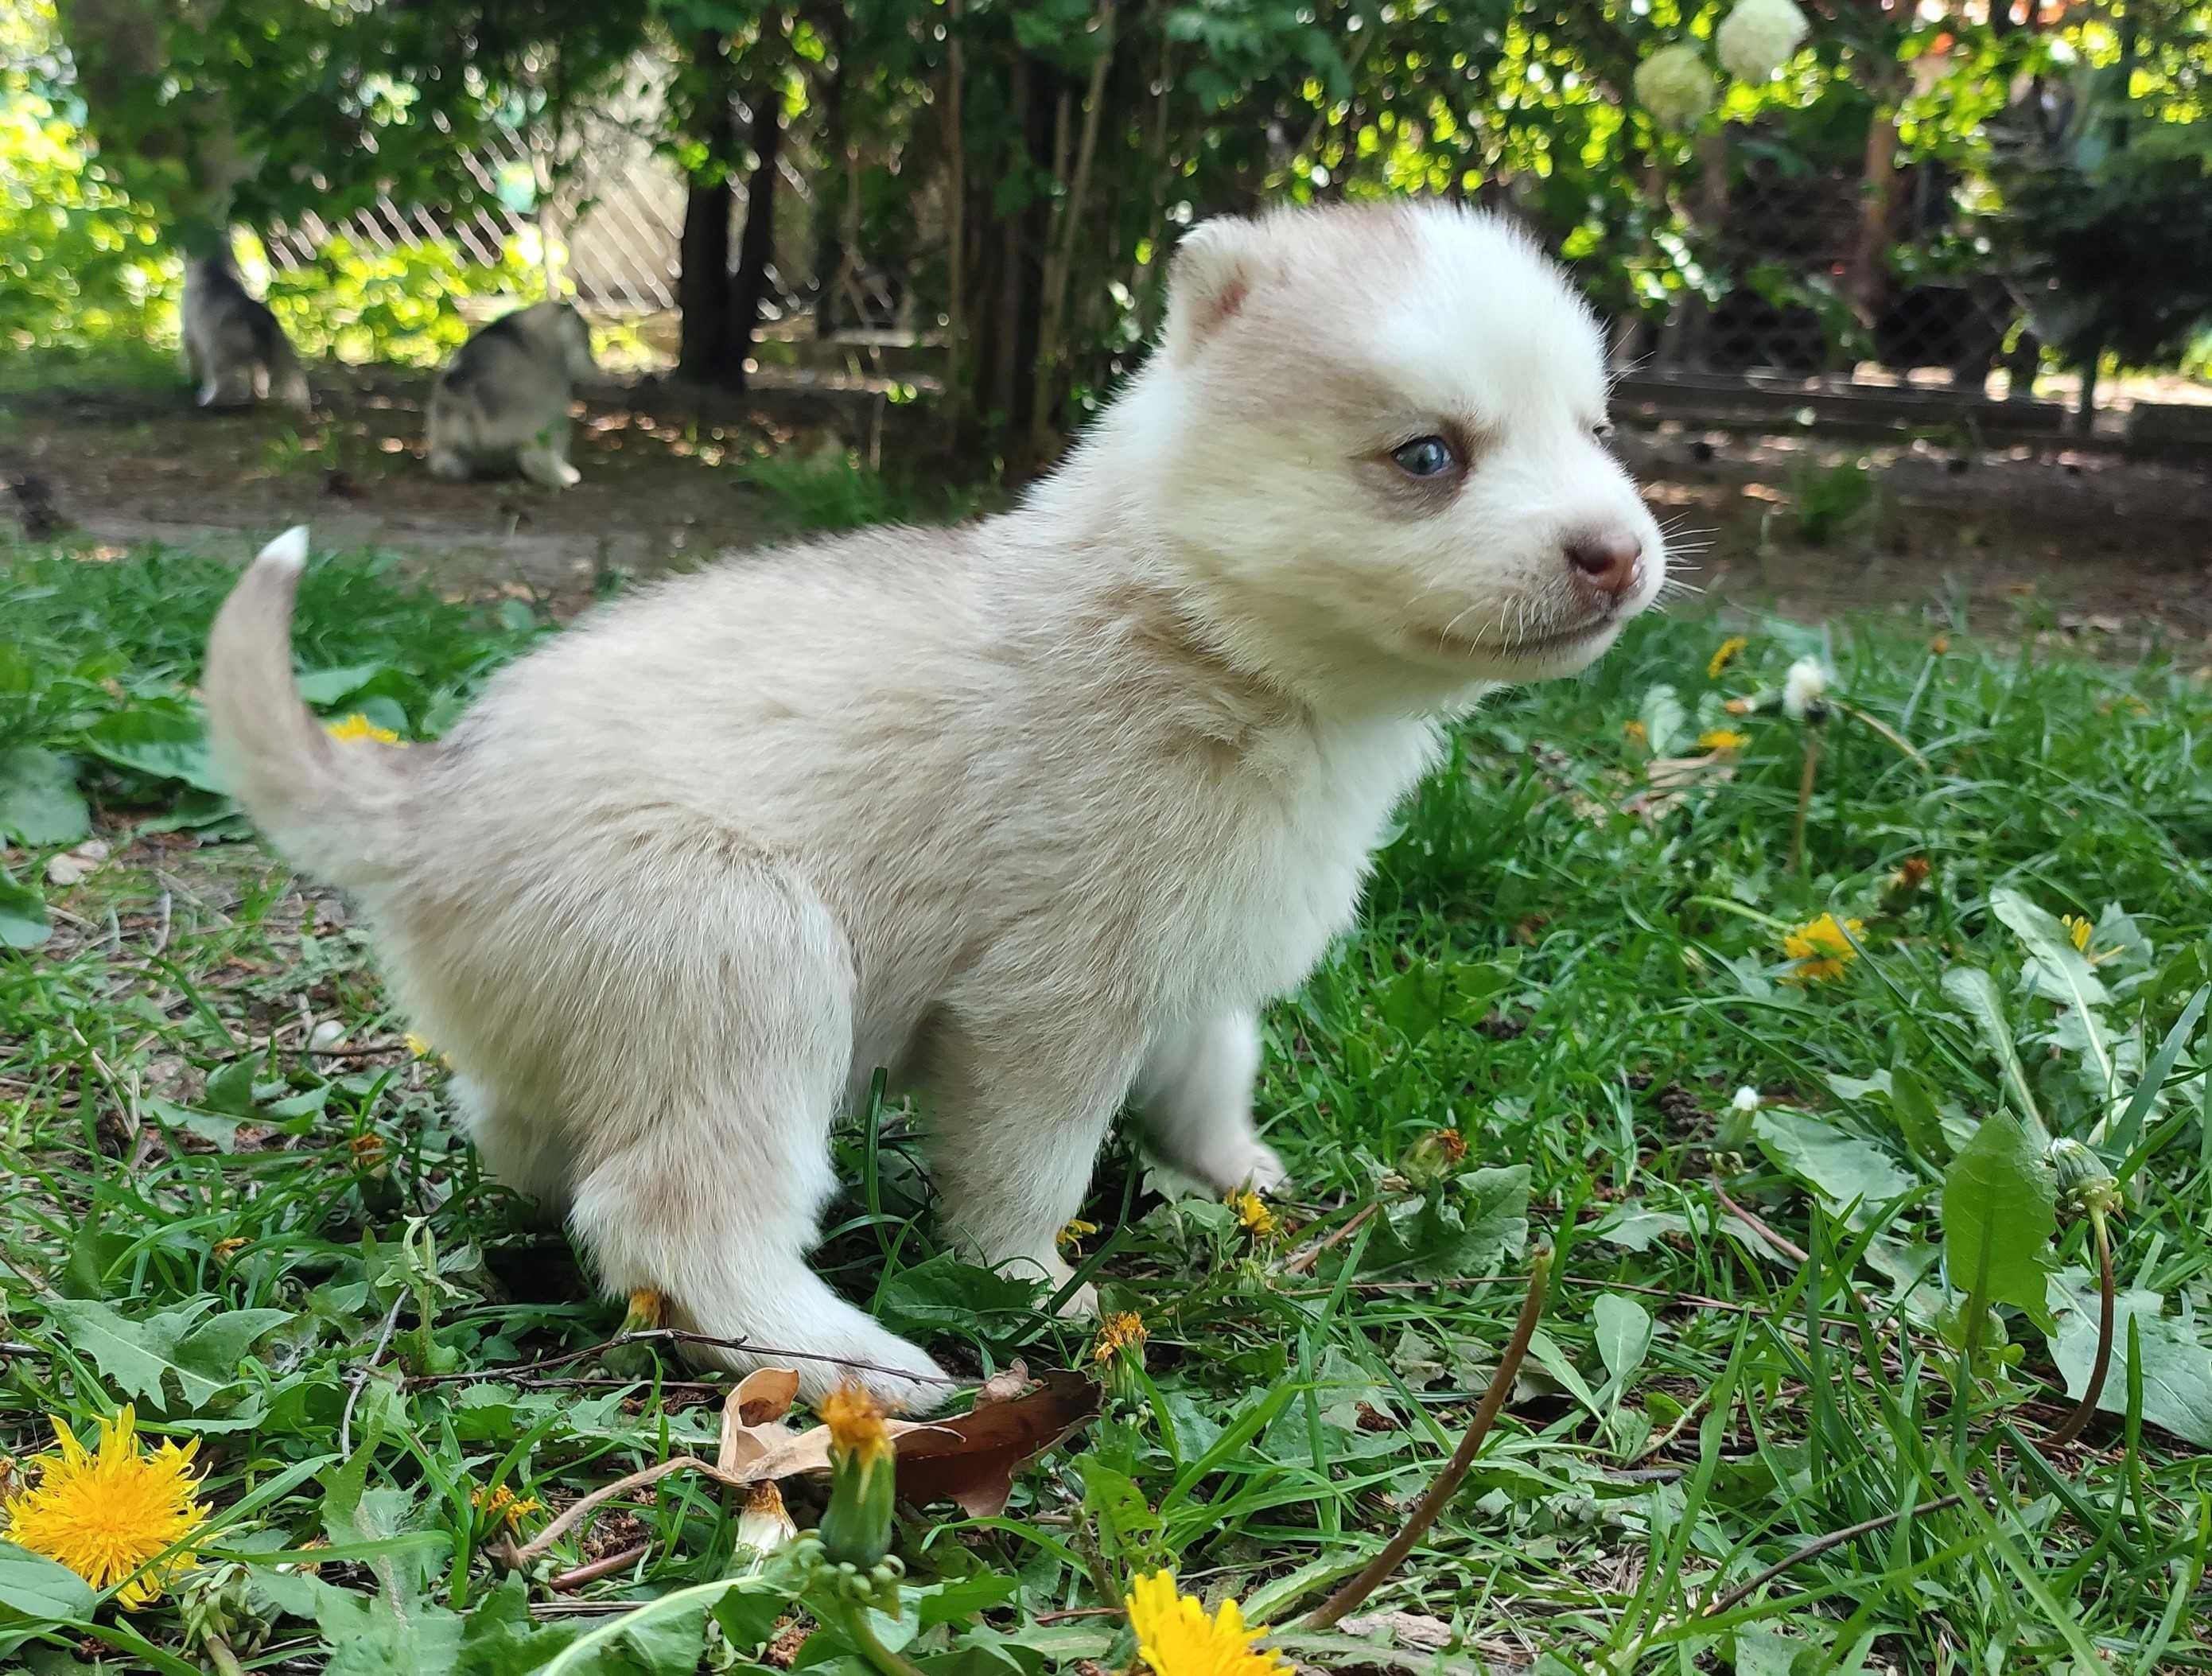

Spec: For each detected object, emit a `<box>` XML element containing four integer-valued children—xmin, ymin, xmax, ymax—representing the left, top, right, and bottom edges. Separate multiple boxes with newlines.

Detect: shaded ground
<box><xmin>6</xmin><ymin>360</ymin><xmax>2210</xmax><ymax>651</ymax></box>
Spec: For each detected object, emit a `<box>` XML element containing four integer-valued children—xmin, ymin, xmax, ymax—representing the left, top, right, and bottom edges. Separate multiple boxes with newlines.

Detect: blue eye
<box><xmin>1391</xmin><ymin>435</ymin><xmax>1456</xmax><ymax>477</ymax></box>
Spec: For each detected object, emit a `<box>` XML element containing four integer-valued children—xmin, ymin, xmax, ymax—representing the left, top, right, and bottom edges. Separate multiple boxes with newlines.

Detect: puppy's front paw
<box><xmin>1190</xmin><ymin>1137</ymin><xmax>1288</xmax><ymax>1196</ymax></box>
<box><xmin>1239</xmin><ymin>1141</ymin><xmax>1290</xmax><ymax>1196</ymax></box>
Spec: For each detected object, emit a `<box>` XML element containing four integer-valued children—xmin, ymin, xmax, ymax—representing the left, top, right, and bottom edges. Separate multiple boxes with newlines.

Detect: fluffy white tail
<box><xmin>204</xmin><ymin>528</ymin><xmax>409</xmax><ymax>889</ymax></box>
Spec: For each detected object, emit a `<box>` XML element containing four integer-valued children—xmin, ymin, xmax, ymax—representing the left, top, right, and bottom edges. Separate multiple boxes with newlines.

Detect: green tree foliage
<box><xmin>0</xmin><ymin>2</ymin><xmax>167</xmax><ymax>349</ymax></box>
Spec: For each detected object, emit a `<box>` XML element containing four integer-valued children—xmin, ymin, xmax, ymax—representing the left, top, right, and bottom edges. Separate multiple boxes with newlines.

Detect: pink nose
<box><xmin>1565</xmin><ymin>529</ymin><xmax>1643</xmax><ymax>605</ymax></box>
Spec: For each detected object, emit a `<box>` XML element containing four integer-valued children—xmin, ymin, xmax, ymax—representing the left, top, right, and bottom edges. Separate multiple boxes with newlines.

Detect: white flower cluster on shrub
<box><xmin>1717</xmin><ymin>0</ymin><xmax>1811</xmax><ymax>82</ymax></box>
<box><xmin>1634</xmin><ymin>44</ymin><xmax>1718</xmax><ymax>130</ymax></box>
<box><xmin>1637</xmin><ymin>0</ymin><xmax>1810</xmax><ymax>130</ymax></box>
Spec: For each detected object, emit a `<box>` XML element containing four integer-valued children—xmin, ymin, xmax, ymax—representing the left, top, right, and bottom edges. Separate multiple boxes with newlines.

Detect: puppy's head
<box><xmin>1141</xmin><ymin>202</ymin><xmax>1665</xmax><ymax>701</ymax></box>
<box><xmin>551</xmin><ymin>304</ymin><xmax>599</xmax><ymax>384</ymax></box>
<box><xmin>524</xmin><ymin>302</ymin><xmax>598</xmax><ymax>383</ymax></box>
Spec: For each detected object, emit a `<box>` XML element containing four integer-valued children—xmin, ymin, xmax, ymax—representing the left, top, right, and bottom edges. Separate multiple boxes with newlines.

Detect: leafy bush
<box><xmin>0</xmin><ymin>2</ymin><xmax>170</xmax><ymax>352</ymax></box>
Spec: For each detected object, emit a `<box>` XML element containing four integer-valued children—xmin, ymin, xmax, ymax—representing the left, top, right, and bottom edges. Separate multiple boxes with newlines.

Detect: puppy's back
<box><xmin>429</xmin><ymin>305</ymin><xmax>577</xmax><ymax>457</ymax></box>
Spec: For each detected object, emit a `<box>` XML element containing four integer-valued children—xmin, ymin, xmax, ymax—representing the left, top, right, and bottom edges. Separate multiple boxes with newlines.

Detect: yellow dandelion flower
<box><xmin>1697</xmin><ymin>728</ymin><xmax>1750</xmax><ymax>752</ymax></box>
<box><xmin>1093</xmin><ymin>1311</ymin><xmax>1149</xmax><ymax>1364</ymax></box>
<box><xmin>2</xmin><ymin>1407</ymin><xmax>208</xmax><ymax>1608</ymax></box>
<box><xmin>402</xmin><ymin>1032</ymin><xmax>435</xmax><ymax>1059</ymax></box>
<box><xmin>1779</xmin><ymin>913</ymin><xmax>1864</xmax><ymax>985</ymax></box>
<box><xmin>1057</xmin><ymin>1218</ymin><xmax>1100</xmax><ymax>1252</ymax></box>
<box><xmin>1706</xmin><ymin>636</ymin><xmax>1748</xmax><ymax>680</ymax></box>
<box><xmin>1930</xmin><ymin>633</ymin><xmax>1950</xmax><ymax>655</ymax></box>
<box><xmin>210</xmin><ymin>1237</ymin><xmax>247</xmax><ymax>1264</ymax></box>
<box><xmin>1228</xmin><ymin>1189</ymin><xmax>1279</xmax><ymax>1240</ymax></box>
<box><xmin>622</xmin><ymin>1288</ymin><xmax>667</xmax><ymax>1331</ymax></box>
<box><xmin>1622</xmin><ymin>719</ymin><xmax>1648</xmax><ymax>744</ymax></box>
<box><xmin>818</xmin><ymin>1381</ymin><xmax>894</xmax><ymax>1471</ymax></box>
<box><xmin>469</xmin><ymin>1484</ymin><xmax>542</xmax><ymax>1534</ymax></box>
<box><xmin>2062</xmin><ymin>913</ymin><xmax>2093</xmax><ymax>953</ymax></box>
<box><xmin>324</xmin><ymin>713</ymin><xmax>402</xmax><ymax>745</ymax></box>
<box><xmin>1125</xmin><ymin>1570</ymin><xmax>1289</xmax><ymax>1676</ymax></box>
<box><xmin>347</xmin><ymin>1133</ymin><xmax>387</xmax><ymax>1167</ymax></box>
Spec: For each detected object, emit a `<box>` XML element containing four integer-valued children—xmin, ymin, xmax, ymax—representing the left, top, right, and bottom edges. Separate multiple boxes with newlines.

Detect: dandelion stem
<box><xmin>1789</xmin><ymin>733</ymin><xmax>1819</xmax><ymax>875</ymax></box>
<box><xmin>842</xmin><ymin>1600</ymin><xmax>931</xmax><ymax>1676</ymax></box>
<box><xmin>2044</xmin><ymin>1207</ymin><xmax>2115</xmax><ymax>1449</ymax></box>
<box><xmin>1303</xmin><ymin>1249</ymin><xmax>1550</xmax><ymax>1631</ymax></box>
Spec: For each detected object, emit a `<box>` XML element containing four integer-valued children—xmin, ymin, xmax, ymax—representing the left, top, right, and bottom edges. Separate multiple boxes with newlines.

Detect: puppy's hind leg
<box><xmin>1134</xmin><ymin>1009</ymin><xmax>1286</xmax><ymax>1195</ymax></box>
<box><xmin>566</xmin><ymin>868</ymin><xmax>950</xmax><ymax>1411</ymax></box>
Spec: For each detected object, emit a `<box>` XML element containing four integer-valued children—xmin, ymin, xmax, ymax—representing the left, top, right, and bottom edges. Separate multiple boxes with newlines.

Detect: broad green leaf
<box><xmin>1992</xmin><ymin>887</ymin><xmax>2113</xmax><ymax>1011</ymax></box>
<box><xmin>309</xmin><ymin>1578</ymin><xmax>464</xmax><ymax>1676</ymax></box>
<box><xmin>49</xmin><ymin>1297</ymin><xmax>216</xmax><ymax>1412</ymax></box>
<box><xmin>1363</xmin><ymin>1165</ymin><xmax>1530</xmax><ymax>1278</ymax></box>
<box><xmin>1732</xmin><ymin>1624</ymin><xmax>1806</xmax><ymax>1676</ymax></box>
<box><xmin>1592</xmin><ymin>1293</ymin><xmax>1654</xmax><ymax>1390</ymax></box>
<box><xmin>0</xmin><ymin>747</ymin><xmax>90</xmax><ymax>845</ymax></box>
<box><xmin>1941</xmin><ymin>1111</ymin><xmax>2056</xmax><ymax>1331</ymax></box>
<box><xmin>1593</xmin><ymin>1206</ymin><xmax>1690</xmax><ymax>1252</ymax></box>
<box><xmin>81</xmin><ymin>706</ymin><xmax>224</xmax><ymax>793</ymax></box>
<box><xmin>539</xmin><ymin>1580</ymin><xmax>734</xmax><ymax>1676</ymax></box>
<box><xmin>874</xmin><ymin>1252</ymin><xmax>1043</xmax><ymax>1339</ymax></box>
<box><xmin>453</xmin><ymin>1573</ymin><xmax>582</xmax><ymax>1675</ymax></box>
<box><xmin>1887</xmin><ymin>1060</ymin><xmax>1952</xmax><ymax>1165</ymax></box>
<box><xmin>0</xmin><ymin>869</ymin><xmax>49</xmax><ymax>950</ymax></box>
<box><xmin>2047</xmin><ymin>1270</ymin><xmax>2212</xmax><ymax>1449</ymax></box>
<box><xmin>177</xmin><ymin>1308</ymin><xmax>293</xmax><ymax>1379</ymax></box>
<box><xmin>1525</xmin><ymin>1328</ymin><xmax>1604</xmax><ymax>1419</ymax></box>
<box><xmin>47</xmin><ymin>1298</ymin><xmax>289</xmax><ymax>1414</ymax></box>
<box><xmin>0</xmin><ymin>1542</ymin><xmax>96</xmax><ymax>1625</ymax></box>
<box><xmin>1751</xmin><ymin>1109</ymin><xmax>1914</xmax><ymax>1231</ymax></box>
<box><xmin>294</xmin><ymin>662</ymin><xmax>393</xmax><ymax>706</ymax></box>
<box><xmin>1941</xmin><ymin>966</ymin><xmax>2047</xmax><ymax>1145</ymax></box>
<box><xmin>1638</xmin><ymin>682</ymin><xmax>1687</xmax><ymax>756</ymax></box>
<box><xmin>1993</xmin><ymin>888</ymin><xmax>2117</xmax><ymax>1110</ymax></box>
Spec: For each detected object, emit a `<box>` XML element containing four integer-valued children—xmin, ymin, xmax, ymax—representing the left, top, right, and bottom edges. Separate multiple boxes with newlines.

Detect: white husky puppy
<box><xmin>206</xmin><ymin>202</ymin><xmax>1665</xmax><ymax>1408</ymax></box>
<box><xmin>181</xmin><ymin>246</ymin><xmax>311</xmax><ymax>410</ymax></box>
<box><xmin>423</xmin><ymin>301</ymin><xmax>597</xmax><ymax>488</ymax></box>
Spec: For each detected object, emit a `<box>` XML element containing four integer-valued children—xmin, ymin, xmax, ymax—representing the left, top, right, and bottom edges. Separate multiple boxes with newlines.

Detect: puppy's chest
<box><xmin>1131</xmin><ymin>716</ymin><xmax>1440</xmax><ymax>1005</ymax></box>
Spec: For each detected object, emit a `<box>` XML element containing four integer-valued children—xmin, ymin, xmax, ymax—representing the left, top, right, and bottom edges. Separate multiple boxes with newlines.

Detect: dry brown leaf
<box><xmin>722</xmin><ymin>1365</ymin><xmax>1100</xmax><ymax>1519</ymax></box>
<box><xmin>891</xmin><ymin>1367</ymin><xmax>1099</xmax><ymax>1516</ymax></box>
<box><xmin>1620</xmin><ymin>751</ymin><xmax>1734</xmax><ymax>819</ymax></box>
<box><xmin>1339</xmin><ymin>1611</ymin><xmax>1455</xmax><ymax>1652</ymax></box>
<box><xmin>717</xmin><ymin>1367</ymin><xmax>803</xmax><ymax>1475</ymax></box>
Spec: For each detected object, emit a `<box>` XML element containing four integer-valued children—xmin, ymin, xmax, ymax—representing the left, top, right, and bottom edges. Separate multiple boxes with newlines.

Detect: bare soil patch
<box><xmin>6</xmin><ymin>364</ymin><xmax>2209</xmax><ymax>654</ymax></box>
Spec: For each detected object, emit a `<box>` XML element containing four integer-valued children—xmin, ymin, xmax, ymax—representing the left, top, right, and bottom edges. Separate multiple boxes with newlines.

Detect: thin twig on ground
<box><xmin>1702</xmin><ymin>1495</ymin><xmax>1964</xmax><ymax>1617</ymax></box>
<box><xmin>548</xmin><ymin>1542</ymin><xmax>654</xmax><ymax>1592</ymax></box>
<box><xmin>1276</xmin><ymin>1200</ymin><xmax>1381</xmax><ymax>1277</ymax></box>
<box><xmin>340</xmin><ymin>1297</ymin><xmax>406</xmax><ymax>1458</ymax></box>
<box><xmin>1303</xmin><ymin>1250</ymin><xmax>1552</xmax><ymax>1631</ymax></box>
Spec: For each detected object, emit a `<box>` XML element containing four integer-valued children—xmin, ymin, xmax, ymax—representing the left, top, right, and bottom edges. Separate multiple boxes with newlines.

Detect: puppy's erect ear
<box><xmin>1163</xmin><ymin>216</ymin><xmax>1269</xmax><ymax>365</ymax></box>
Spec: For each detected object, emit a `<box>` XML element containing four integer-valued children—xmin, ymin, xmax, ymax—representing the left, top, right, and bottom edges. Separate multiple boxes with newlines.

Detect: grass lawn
<box><xmin>2</xmin><ymin>531</ymin><xmax>2210</xmax><ymax>1675</ymax></box>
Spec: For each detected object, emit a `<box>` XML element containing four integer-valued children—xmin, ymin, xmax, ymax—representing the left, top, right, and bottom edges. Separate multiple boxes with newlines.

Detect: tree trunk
<box><xmin>55</xmin><ymin>0</ymin><xmax>245</xmax><ymax>247</ymax></box>
<box><xmin>676</xmin><ymin>29</ymin><xmax>737</xmax><ymax>384</ymax></box>
<box><xmin>1847</xmin><ymin>97</ymin><xmax>1903</xmax><ymax>325</ymax></box>
<box><xmin>811</xmin><ymin>8</ymin><xmax>848</xmax><ymax>338</ymax></box>
<box><xmin>1030</xmin><ymin>1</ymin><xmax>1115</xmax><ymax>467</ymax></box>
<box><xmin>943</xmin><ymin>0</ymin><xmax>970</xmax><ymax>443</ymax></box>
<box><xmin>728</xmin><ymin>80</ymin><xmax>785</xmax><ymax>394</ymax></box>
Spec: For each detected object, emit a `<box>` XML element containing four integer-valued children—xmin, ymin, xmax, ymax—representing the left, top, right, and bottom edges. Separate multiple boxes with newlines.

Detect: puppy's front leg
<box><xmin>919</xmin><ymin>1021</ymin><xmax>1141</xmax><ymax>1316</ymax></box>
<box><xmin>1133</xmin><ymin>1010</ymin><xmax>1287</xmax><ymax>1195</ymax></box>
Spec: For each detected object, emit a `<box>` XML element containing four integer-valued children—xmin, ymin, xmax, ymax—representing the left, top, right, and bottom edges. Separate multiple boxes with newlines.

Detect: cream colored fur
<box><xmin>205</xmin><ymin>202</ymin><xmax>1666</xmax><ymax>1409</ymax></box>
